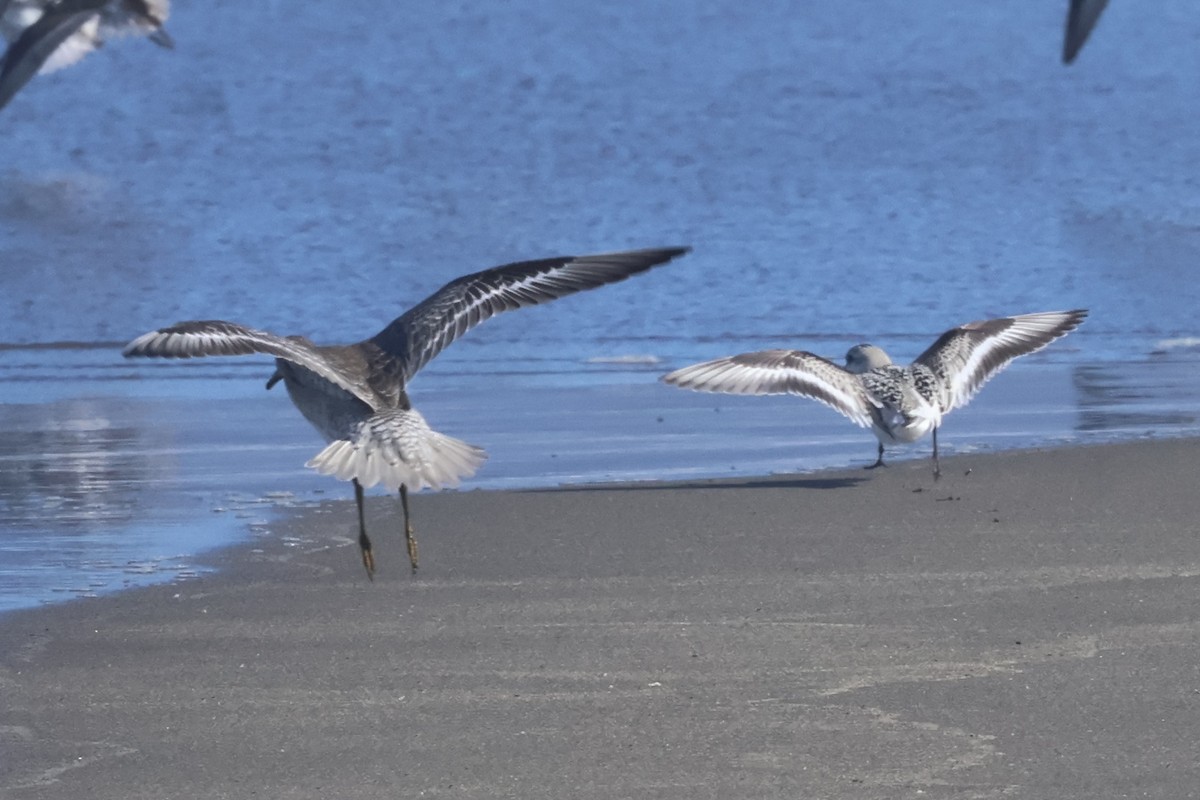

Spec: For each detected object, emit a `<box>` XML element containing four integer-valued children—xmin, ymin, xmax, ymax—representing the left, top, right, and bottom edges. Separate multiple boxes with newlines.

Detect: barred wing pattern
<box><xmin>306</xmin><ymin>408</ymin><xmax>487</xmax><ymax>492</ymax></box>
<box><xmin>662</xmin><ymin>349</ymin><xmax>877</xmax><ymax>429</ymax></box>
<box><xmin>913</xmin><ymin>310</ymin><xmax>1088</xmax><ymax>413</ymax></box>
<box><xmin>123</xmin><ymin>319</ymin><xmax>374</xmax><ymax>405</ymax></box>
<box><xmin>370</xmin><ymin>247</ymin><xmax>690</xmax><ymax>383</ymax></box>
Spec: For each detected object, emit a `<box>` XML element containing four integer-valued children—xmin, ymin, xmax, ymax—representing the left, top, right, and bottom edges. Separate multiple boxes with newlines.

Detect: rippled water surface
<box><xmin>2</xmin><ymin>0</ymin><xmax>1199</xmax><ymax>612</ymax></box>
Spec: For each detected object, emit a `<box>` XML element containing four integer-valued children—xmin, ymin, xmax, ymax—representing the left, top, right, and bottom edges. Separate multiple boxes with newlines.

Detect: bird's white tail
<box><xmin>306</xmin><ymin>408</ymin><xmax>487</xmax><ymax>492</ymax></box>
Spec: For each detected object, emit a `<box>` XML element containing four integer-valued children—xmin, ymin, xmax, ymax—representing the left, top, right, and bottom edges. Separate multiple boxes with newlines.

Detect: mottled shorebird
<box><xmin>0</xmin><ymin>0</ymin><xmax>171</xmax><ymax>111</ymax></box>
<box><xmin>663</xmin><ymin>310</ymin><xmax>1087</xmax><ymax>479</ymax></box>
<box><xmin>1063</xmin><ymin>0</ymin><xmax>1108</xmax><ymax>63</ymax></box>
<box><xmin>125</xmin><ymin>247</ymin><xmax>690</xmax><ymax>578</ymax></box>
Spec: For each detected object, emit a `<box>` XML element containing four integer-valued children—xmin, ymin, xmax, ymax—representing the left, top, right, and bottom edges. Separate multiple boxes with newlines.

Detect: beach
<box><xmin>3</xmin><ymin>0</ymin><xmax>1200</xmax><ymax>795</ymax></box>
<box><xmin>5</xmin><ymin>0</ymin><xmax>1200</xmax><ymax>612</ymax></box>
<box><xmin>3</xmin><ymin>438</ymin><xmax>1199</xmax><ymax>799</ymax></box>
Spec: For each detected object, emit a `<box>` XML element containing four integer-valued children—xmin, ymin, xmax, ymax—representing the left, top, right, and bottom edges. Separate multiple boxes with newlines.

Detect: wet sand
<box><xmin>2</xmin><ymin>438</ymin><xmax>1200</xmax><ymax>799</ymax></box>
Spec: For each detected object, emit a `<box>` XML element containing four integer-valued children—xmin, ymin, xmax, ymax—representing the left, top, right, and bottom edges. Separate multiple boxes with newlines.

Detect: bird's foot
<box><xmin>863</xmin><ymin>460</ymin><xmax>887</xmax><ymax>471</ymax></box>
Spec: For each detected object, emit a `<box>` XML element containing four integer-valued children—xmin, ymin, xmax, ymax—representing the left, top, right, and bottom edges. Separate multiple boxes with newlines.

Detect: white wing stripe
<box><xmin>664</xmin><ymin>353</ymin><xmax>874</xmax><ymax>429</ymax></box>
<box><xmin>123</xmin><ymin>322</ymin><xmax>375</xmax><ymax>405</ymax></box>
<box><xmin>944</xmin><ymin>312</ymin><xmax>1083</xmax><ymax>409</ymax></box>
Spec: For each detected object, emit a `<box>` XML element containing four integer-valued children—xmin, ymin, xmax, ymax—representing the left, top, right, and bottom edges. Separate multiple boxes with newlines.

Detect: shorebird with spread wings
<box><xmin>663</xmin><ymin>310</ymin><xmax>1087</xmax><ymax>479</ymax></box>
<box><xmin>125</xmin><ymin>247</ymin><xmax>690</xmax><ymax>578</ymax></box>
<box><xmin>0</xmin><ymin>0</ymin><xmax>171</xmax><ymax>111</ymax></box>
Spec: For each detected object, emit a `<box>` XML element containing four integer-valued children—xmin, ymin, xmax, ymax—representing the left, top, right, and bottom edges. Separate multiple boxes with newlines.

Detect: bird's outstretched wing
<box><xmin>368</xmin><ymin>247</ymin><xmax>690</xmax><ymax>383</ymax></box>
<box><xmin>0</xmin><ymin>2</ymin><xmax>101</xmax><ymax>111</ymax></box>
<box><xmin>123</xmin><ymin>319</ymin><xmax>375</xmax><ymax>405</ymax></box>
<box><xmin>914</xmin><ymin>309</ymin><xmax>1087</xmax><ymax>412</ymax></box>
<box><xmin>662</xmin><ymin>349</ymin><xmax>877</xmax><ymax>429</ymax></box>
<box><xmin>1063</xmin><ymin>0</ymin><xmax>1109</xmax><ymax>64</ymax></box>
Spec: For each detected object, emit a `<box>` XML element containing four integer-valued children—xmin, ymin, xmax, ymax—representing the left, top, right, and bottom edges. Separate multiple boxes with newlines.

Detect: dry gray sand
<box><xmin>3</xmin><ymin>439</ymin><xmax>1200</xmax><ymax>799</ymax></box>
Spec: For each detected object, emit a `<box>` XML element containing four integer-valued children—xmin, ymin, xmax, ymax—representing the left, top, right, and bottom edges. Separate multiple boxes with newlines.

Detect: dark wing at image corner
<box><xmin>0</xmin><ymin>5</ymin><xmax>101</xmax><ymax>112</ymax></box>
<box><xmin>1063</xmin><ymin>0</ymin><xmax>1110</xmax><ymax>64</ymax></box>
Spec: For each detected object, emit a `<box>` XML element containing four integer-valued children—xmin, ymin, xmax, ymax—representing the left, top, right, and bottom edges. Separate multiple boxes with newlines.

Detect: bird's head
<box><xmin>845</xmin><ymin>344</ymin><xmax>891</xmax><ymax>373</ymax></box>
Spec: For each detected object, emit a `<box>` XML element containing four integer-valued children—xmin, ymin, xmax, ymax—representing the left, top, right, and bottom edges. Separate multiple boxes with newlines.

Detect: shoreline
<box><xmin>3</xmin><ymin>437</ymin><xmax>1200</xmax><ymax>797</ymax></box>
<box><xmin>4</xmin><ymin>355</ymin><xmax>1199</xmax><ymax>615</ymax></box>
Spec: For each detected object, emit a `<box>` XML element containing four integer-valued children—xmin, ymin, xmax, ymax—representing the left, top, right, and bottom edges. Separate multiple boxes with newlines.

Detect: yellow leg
<box><xmin>354</xmin><ymin>479</ymin><xmax>375</xmax><ymax>580</ymax></box>
<box><xmin>401</xmin><ymin>484</ymin><xmax>418</xmax><ymax>573</ymax></box>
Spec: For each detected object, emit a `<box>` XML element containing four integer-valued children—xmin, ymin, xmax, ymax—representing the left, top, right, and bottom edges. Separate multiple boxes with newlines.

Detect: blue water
<box><xmin>2</xmin><ymin>0</ymin><xmax>1200</xmax><ymax>613</ymax></box>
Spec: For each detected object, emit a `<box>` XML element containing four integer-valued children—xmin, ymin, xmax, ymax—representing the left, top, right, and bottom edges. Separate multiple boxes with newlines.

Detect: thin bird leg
<box><xmin>354</xmin><ymin>479</ymin><xmax>375</xmax><ymax>580</ymax></box>
<box><xmin>864</xmin><ymin>442</ymin><xmax>887</xmax><ymax>470</ymax></box>
<box><xmin>932</xmin><ymin>427</ymin><xmax>941</xmax><ymax>481</ymax></box>
<box><xmin>400</xmin><ymin>484</ymin><xmax>418</xmax><ymax>573</ymax></box>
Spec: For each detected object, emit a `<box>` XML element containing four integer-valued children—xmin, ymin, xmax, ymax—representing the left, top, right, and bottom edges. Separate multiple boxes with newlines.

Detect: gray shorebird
<box><xmin>662</xmin><ymin>310</ymin><xmax>1087</xmax><ymax>479</ymax></box>
<box><xmin>125</xmin><ymin>247</ymin><xmax>690</xmax><ymax>578</ymax></box>
<box><xmin>1063</xmin><ymin>0</ymin><xmax>1108</xmax><ymax>64</ymax></box>
<box><xmin>0</xmin><ymin>0</ymin><xmax>171</xmax><ymax>111</ymax></box>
